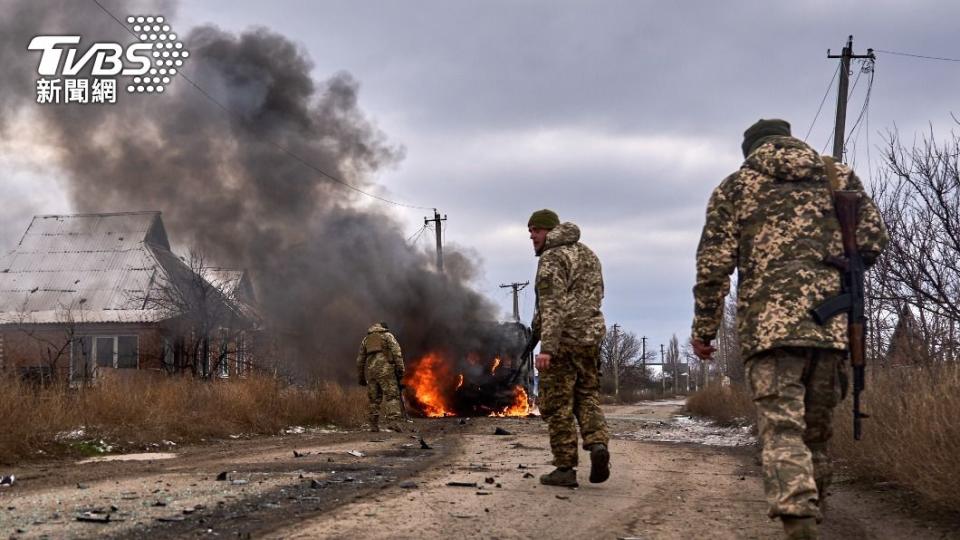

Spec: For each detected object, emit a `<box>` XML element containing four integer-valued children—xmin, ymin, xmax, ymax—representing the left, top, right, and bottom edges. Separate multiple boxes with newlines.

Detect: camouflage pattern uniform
<box><xmin>692</xmin><ymin>136</ymin><xmax>888</xmax><ymax>520</ymax></box>
<box><xmin>356</xmin><ymin>323</ymin><xmax>405</xmax><ymax>430</ymax></box>
<box><xmin>532</xmin><ymin>222</ymin><xmax>609</xmax><ymax>468</ymax></box>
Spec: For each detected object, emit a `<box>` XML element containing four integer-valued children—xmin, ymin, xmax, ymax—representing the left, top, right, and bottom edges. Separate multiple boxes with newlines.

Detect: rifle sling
<box><xmin>821</xmin><ymin>155</ymin><xmax>842</xmax><ymax>195</ymax></box>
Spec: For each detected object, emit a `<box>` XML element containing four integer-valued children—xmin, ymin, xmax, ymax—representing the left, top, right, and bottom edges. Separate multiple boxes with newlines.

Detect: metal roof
<box><xmin>0</xmin><ymin>212</ymin><xmax>176</xmax><ymax>325</ymax></box>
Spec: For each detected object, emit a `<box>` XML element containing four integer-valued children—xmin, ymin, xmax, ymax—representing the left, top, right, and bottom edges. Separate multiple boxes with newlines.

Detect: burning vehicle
<box><xmin>403</xmin><ymin>321</ymin><xmax>534</xmax><ymax>417</ymax></box>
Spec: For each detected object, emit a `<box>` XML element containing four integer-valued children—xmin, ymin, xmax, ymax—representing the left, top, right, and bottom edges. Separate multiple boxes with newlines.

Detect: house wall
<box><xmin>0</xmin><ymin>323</ymin><xmax>166</xmax><ymax>381</ymax></box>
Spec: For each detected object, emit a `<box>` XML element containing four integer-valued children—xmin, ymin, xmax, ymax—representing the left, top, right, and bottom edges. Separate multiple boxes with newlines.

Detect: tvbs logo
<box><xmin>28</xmin><ymin>15</ymin><xmax>189</xmax><ymax>104</ymax></box>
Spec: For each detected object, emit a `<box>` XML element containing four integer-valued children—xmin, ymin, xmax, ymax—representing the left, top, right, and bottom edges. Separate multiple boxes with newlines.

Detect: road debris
<box><xmin>76</xmin><ymin>512</ymin><xmax>112</xmax><ymax>523</ymax></box>
<box><xmin>523</xmin><ymin>472</ymin><xmax>534</xmax><ymax>479</ymax></box>
<box><xmin>347</xmin><ymin>450</ymin><xmax>365</xmax><ymax>458</ymax></box>
<box><xmin>447</xmin><ymin>481</ymin><xmax>478</xmax><ymax>488</ymax></box>
<box><xmin>399</xmin><ymin>481</ymin><xmax>418</xmax><ymax>489</ymax></box>
<box><xmin>215</xmin><ymin>471</ymin><xmax>229</xmax><ymax>481</ymax></box>
<box><xmin>0</xmin><ymin>475</ymin><xmax>14</xmax><ymax>488</ymax></box>
<box><xmin>419</xmin><ymin>437</ymin><xmax>432</xmax><ymax>449</ymax></box>
<box><xmin>293</xmin><ymin>450</ymin><xmax>311</xmax><ymax>458</ymax></box>
<box><xmin>494</xmin><ymin>427</ymin><xmax>512</xmax><ymax>435</ymax></box>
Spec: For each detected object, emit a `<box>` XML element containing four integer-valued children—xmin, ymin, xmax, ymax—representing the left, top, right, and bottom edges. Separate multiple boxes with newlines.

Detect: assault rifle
<box><xmin>509</xmin><ymin>334</ymin><xmax>539</xmax><ymax>386</ymax></box>
<box><xmin>394</xmin><ymin>368</ymin><xmax>408</xmax><ymax>420</ymax></box>
<box><xmin>811</xmin><ymin>176</ymin><xmax>868</xmax><ymax>440</ymax></box>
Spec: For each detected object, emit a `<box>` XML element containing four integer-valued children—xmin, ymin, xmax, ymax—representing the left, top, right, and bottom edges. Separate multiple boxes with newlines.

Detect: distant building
<box><xmin>885</xmin><ymin>306</ymin><xmax>930</xmax><ymax>366</ymax></box>
<box><xmin>0</xmin><ymin>212</ymin><xmax>258</xmax><ymax>383</ymax></box>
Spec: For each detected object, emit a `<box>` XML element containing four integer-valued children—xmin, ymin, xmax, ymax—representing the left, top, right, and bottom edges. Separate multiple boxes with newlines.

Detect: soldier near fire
<box><xmin>691</xmin><ymin>119</ymin><xmax>888</xmax><ymax>539</ymax></box>
<box><xmin>356</xmin><ymin>322</ymin><xmax>406</xmax><ymax>432</ymax></box>
<box><xmin>527</xmin><ymin>209</ymin><xmax>610</xmax><ymax>488</ymax></box>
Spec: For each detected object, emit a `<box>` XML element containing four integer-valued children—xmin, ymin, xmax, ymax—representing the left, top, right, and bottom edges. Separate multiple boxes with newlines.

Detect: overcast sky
<box><xmin>4</xmin><ymin>1</ymin><xmax>960</xmax><ymax>356</ymax></box>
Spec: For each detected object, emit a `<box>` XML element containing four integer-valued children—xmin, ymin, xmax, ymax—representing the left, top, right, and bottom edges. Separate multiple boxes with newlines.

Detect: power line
<box><xmin>406</xmin><ymin>224</ymin><xmax>427</xmax><ymax>244</ymax></box>
<box><xmin>805</xmin><ymin>62</ymin><xmax>841</xmax><ymax>142</ymax></box>
<box><xmin>875</xmin><ymin>48</ymin><xmax>960</xmax><ymax>63</ymax></box>
<box><xmin>90</xmin><ymin>0</ymin><xmax>433</xmax><ymax>211</ymax></box>
<box><xmin>845</xmin><ymin>62</ymin><xmax>874</xmax><ymax>148</ymax></box>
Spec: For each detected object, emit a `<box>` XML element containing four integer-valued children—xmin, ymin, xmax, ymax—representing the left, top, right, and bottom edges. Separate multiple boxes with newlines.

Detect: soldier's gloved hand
<box><xmin>535</xmin><ymin>353</ymin><xmax>552</xmax><ymax>371</ymax></box>
<box><xmin>690</xmin><ymin>338</ymin><xmax>716</xmax><ymax>361</ymax></box>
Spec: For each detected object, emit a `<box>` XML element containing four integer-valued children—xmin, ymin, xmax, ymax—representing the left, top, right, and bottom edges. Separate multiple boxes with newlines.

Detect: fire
<box><xmin>490</xmin><ymin>385</ymin><xmax>530</xmax><ymax>417</ymax></box>
<box><xmin>455</xmin><ymin>373</ymin><xmax>464</xmax><ymax>390</ymax></box>
<box><xmin>490</xmin><ymin>356</ymin><xmax>501</xmax><ymax>375</ymax></box>
<box><xmin>405</xmin><ymin>352</ymin><xmax>456</xmax><ymax>417</ymax></box>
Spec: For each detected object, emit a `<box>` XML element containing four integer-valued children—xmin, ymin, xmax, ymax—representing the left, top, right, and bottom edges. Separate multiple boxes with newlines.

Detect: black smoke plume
<box><xmin>0</xmin><ymin>0</ymin><xmax>504</xmax><ymax>381</ymax></box>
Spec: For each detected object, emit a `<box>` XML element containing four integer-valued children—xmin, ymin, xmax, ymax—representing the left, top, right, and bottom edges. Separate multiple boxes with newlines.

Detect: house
<box><xmin>0</xmin><ymin>211</ymin><xmax>258</xmax><ymax>383</ymax></box>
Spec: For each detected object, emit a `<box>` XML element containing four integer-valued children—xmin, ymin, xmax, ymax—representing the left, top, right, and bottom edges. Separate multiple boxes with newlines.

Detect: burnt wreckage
<box><xmin>404</xmin><ymin>321</ymin><xmax>535</xmax><ymax>417</ymax></box>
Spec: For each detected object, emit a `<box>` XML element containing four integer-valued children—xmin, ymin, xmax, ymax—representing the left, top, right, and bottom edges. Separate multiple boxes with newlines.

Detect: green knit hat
<box><xmin>527</xmin><ymin>209</ymin><xmax>560</xmax><ymax>229</ymax></box>
<box><xmin>742</xmin><ymin>118</ymin><xmax>791</xmax><ymax>157</ymax></box>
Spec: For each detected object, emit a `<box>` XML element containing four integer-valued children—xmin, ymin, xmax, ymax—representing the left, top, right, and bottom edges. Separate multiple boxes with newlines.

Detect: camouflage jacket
<box><xmin>356</xmin><ymin>323</ymin><xmax>404</xmax><ymax>381</ymax></box>
<box><xmin>692</xmin><ymin>136</ymin><xmax>888</xmax><ymax>359</ymax></box>
<box><xmin>532</xmin><ymin>222</ymin><xmax>606</xmax><ymax>355</ymax></box>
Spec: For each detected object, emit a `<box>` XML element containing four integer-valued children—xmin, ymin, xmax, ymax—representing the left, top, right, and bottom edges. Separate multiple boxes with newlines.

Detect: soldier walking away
<box><xmin>527</xmin><ymin>209</ymin><xmax>610</xmax><ymax>488</ymax></box>
<box><xmin>356</xmin><ymin>322</ymin><xmax>406</xmax><ymax>432</ymax></box>
<box><xmin>691</xmin><ymin>119</ymin><xmax>888</xmax><ymax>539</ymax></box>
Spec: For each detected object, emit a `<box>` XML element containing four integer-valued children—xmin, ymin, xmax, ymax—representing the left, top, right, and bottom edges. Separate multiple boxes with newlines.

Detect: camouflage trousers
<box><xmin>365</xmin><ymin>360</ymin><xmax>403</xmax><ymax>428</ymax></box>
<box><xmin>747</xmin><ymin>347</ymin><xmax>847</xmax><ymax>520</ymax></box>
<box><xmin>539</xmin><ymin>343</ymin><xmax>610</xmax><ymax>468</ymax></box>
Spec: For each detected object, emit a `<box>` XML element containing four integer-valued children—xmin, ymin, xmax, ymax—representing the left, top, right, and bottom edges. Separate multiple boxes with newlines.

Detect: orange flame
<box><xmin>405</xmin><ymin>352</ymin><xmax>456</xmax><ymax>417</ymax></box>
<box><xmin>490</xmin><ymin>386</ymin><xmax>530</xmax><ymax>417</ymax></box>
<box><xmin>491</xmin><ymin>356</ymin><xmax>501</xmax><ymax>375</ymax></box>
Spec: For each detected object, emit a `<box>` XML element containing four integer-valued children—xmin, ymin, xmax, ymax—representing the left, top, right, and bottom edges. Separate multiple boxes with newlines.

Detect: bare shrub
<box><xmin>832</xmin><ymin>365</ymin><xmax>960</xmax><ymax>510</ymax></box>
<box><xmin>685</xmin><ymin>382</ymin><xmax>755</xmax><ymax>426</ymax></box>
<box><xmin>0</xmin><ymin>375</ymin><xmax>366</xmax><ymax>464</ymax></box>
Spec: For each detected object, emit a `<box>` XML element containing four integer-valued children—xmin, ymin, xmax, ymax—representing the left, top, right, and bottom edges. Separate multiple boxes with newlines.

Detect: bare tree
<box><xmin>870</xmin><ymin>129</ymin><xmax>960</xmax><ymax>365</ymax></box>
<box><xmin>599</xmin><ymin>325</ymin><xmax>652</xmax><ymax>398</ymax></box>
<box><xmin>140</xmin><ymin>249</ymin><xmax>257</xmax><ymax>379</ymax></box>
<box><xmin>11</xmin><ymin>299</ymin><xmax>86</xmax><ymax>385</ymax></box>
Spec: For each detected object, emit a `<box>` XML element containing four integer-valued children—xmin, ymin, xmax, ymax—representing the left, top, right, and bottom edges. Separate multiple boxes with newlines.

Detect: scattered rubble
<box><xmin>75</xmin><ymin>511</ymin><xmax>112</xmax><ymax>523</ymax></box>
<box><xmin>347</xmin><ymin>450</ymin><xmax>365</xmax><ymax>458</ymax></box>
<box><xmin>494</xmin><ymin>427</ymin><xmax>512</xmax><ymax>436</ymax></box>
<box><xmin>0</xmin><ymin>475</ymin><xmax>15</xmax><ymax>488</ymax></box>
<box><xmin>447</xmin><ymin>481</ymin><xmax>478</xmax><ymax>488</ymax></box>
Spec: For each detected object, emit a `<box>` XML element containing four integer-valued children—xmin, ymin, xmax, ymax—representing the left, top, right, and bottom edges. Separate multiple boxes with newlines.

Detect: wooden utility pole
<box><xmin>611</xmin><ymin>324</ymin><xmax>621</xmax><ymax>399</ymax></box>
<box><xmin>499</xmin><ymin>281</ymin><xmax>529</xmax><ymax>322</ymax></box>
<box><xmin>640</xmin><ymin>336</ymin><xmax>647</xmax><ymax>368</ymax></box>
<box><xmin>424</xmin><ymin>209</ymin><xmax>448</xmax><ymax>271</ymax></box>
<box><xmin>828</xmin><ymin>36</ymin><xmax>875</xmax><ymax>162</ymax></box>
<box><xmin>660</xmin><ymin>344</ymin><xmax>666</xmax><ymax>394</ymax></box>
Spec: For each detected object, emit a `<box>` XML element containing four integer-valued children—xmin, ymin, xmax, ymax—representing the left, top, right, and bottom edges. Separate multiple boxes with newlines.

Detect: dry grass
<box><xmin>0</xmin><ymin>375</ymin><xmax>366</xmax><ymax>464</ymax></box>
<box><xmin>685</xmin><ymin>382</ymin><xmax>755</xmax><ymax>426</ymax></box>
<box><xmin>832</xmin><ymin>364</ymin><xmax>960</xmax><ymax>511</ymax></box>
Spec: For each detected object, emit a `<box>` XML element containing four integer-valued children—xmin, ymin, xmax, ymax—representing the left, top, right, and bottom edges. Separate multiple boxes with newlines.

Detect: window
<box><xmin>236</xmin><ymin>334</ymin><xmax>246</xmax><ymax>377</ymax></box>
<box><xmin>81</xmin><ymin>335</ymin><xmax>139</xmax><ymax>369</ymax></box>
<box><xmin>71</xmin><ymin>337</ymin><xmax>93</xmax><ymax>381</ymax></box>
<box><xmin>117</xmin><ymin>336</ymin><xmax>138</xmax><ymax>368</ymax></box>
<box><xmin>218</xmin><ymin>340</ymin><xmax>229</xmax><ymax>378</ymax></box>
<box><xmin>95</xmin><ymin>337</ymin><xmax>114</xmax><ymax>367</ymax></box>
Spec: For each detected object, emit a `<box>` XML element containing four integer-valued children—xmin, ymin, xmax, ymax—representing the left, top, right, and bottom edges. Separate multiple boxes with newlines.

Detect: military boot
<box><xmin>782</xmin><ymin>517</ymin><xmax>819</xmax><ymax>540</ymax></box>
<box><xmin>539</xmin><ymin>467</ymin><xmax>578</xmax><ymax>488</ymax></box>
<box><xmin>588</xmin><ymin>443</ymin><xmax>610</xmax><ymax>483</ymax></box>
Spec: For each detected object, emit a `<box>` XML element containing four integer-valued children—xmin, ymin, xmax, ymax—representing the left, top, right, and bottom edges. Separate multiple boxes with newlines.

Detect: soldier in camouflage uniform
<box><xmin>691</xmin><ymin>119</ymin><xmax>888</xmax><ymax>539</ymax></box>
<box><xmin>528</xmin><ymin>209</ymin><xmax>610</xmax><ymax>488</ymax></box>
<box><xmin>356</xmin><ymin>322</ymin><xmax>406</xmax><ymax>432</ymax></box>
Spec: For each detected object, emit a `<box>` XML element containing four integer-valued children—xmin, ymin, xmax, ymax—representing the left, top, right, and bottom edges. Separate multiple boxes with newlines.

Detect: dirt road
<box><xmin>1</xmin><ymin>401</ymin><xmax>956</xmax><ymax>539</ymax></box>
